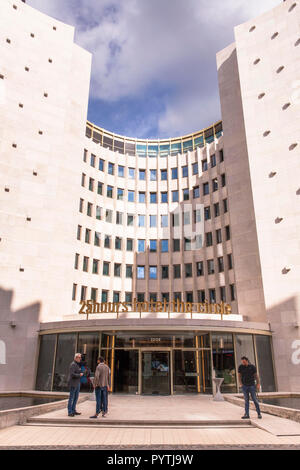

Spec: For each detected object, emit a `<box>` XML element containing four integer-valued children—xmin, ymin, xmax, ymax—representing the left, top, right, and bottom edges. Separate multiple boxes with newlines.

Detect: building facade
<box><xmin>0</xmin><ymin>0</ymin><xmax>299</xmax><ymax>395</ymax></box>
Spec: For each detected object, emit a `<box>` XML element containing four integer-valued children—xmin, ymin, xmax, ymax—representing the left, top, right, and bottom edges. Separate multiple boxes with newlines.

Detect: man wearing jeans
<box><xmin>67</xmin><ymin>353</ymin><xmax>83</xmax><ymax>417</ymax></box>
<box><xmin>238</xmin><ymin>356</ymin><xmax>262</xmax><ymax>419</ymax></box>
<box><xmin>90</xmin><ymin>357</ymin><xmax>111</xmax><ymax>418</ymax></box>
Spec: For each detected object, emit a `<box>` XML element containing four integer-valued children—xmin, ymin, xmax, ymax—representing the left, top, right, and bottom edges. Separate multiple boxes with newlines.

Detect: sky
<box><xmin>27</xmin><ymin>0</ymin><xmax>281</xmax><ymax>139</ymax></box>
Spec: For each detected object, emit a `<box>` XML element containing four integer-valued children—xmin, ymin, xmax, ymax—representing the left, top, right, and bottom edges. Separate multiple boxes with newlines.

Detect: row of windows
<box><xmin>73</xmin><ymin>284</ymin><xmax>236</xmax><ymax>304</ymax></box>
<box><xmin>75</xmin><ymin>255</ymin><xmax>233</xmax><ymax>278</ymax></box>
<box><xmin>79</xmin><ymin>198</ymin><xmax>228</xmax><ymax>222</ymax></box>
<box><xmin>82</xmin><ymin>174</ymin><xmax>226</xmax><ymax>202</ymax></box>
<box><xmin>84</xmin><ymin>149</ymin><xmax>224</xmax><ymax>176</ymax></box>
<box><xmin>77</xmin><ymin>226</ymin><xmax>231</xmax><ymax>248</ymax></box>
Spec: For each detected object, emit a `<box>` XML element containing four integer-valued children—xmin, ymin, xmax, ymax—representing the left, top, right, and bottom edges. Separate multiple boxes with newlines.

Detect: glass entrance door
<box><xmin>142</xmin><ymin>351</ymin><xmax>170</xmax><ymax>395</ymax></box>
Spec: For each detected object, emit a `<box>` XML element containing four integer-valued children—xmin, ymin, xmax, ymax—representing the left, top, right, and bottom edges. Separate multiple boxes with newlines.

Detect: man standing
<box><xmin>90</xmin><ymin>356</ymin><xmax>111</xmax><ymax>418</ymax></box>
<box><xmin>67</xmin><ymin>353</ymin><xmax>83</xmax><ymax>417</ymax></box>
<box><xmin>238</xmin><ymin>356</ymin><xmax>262</xmax><ymax>419</ymax></box>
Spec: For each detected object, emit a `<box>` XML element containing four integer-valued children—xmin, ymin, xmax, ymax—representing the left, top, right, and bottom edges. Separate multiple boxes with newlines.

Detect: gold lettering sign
<box><xmin>79</xmin><ymin>299</ymin><xmax>232</xmax><ymax>320</ymax></box>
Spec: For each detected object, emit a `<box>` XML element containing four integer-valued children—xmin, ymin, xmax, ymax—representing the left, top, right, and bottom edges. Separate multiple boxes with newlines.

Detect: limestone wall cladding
<box><xmin>218</xmin><ymin>0</ymin><xmax>300</xmax><ymax>390</ymax></box>
<box><xmin>0</xmin><ymin>0</ymin><xmax>91</xmax><ymax>390</ymax></box>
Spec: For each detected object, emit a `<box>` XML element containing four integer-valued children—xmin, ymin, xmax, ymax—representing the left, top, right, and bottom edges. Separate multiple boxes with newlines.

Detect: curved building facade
<box><xmin>0</xmin><ymin>0</ymin><xmax>299</xmax><ymax>395</ymax></box>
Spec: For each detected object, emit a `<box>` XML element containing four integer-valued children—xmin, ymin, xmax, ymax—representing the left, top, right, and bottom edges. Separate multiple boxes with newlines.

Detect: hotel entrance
<box><xmin>142</xmin><ymin>351</ymin><xmax>170</xmax><ymax>395</ymax></box>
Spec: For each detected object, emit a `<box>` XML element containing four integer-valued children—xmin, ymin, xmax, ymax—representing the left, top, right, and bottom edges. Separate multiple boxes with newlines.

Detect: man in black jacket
<box><xmin>238</xmin><ymin>356</ymin><xmax>262</xmax><ymax>419</ymax></box>
<box><xmin>67</xmin><ymin>353</ymin><xmax>83</xmax><ymax>417</ymax></box>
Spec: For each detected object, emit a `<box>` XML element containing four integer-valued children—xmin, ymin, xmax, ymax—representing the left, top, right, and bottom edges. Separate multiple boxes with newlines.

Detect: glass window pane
<box><xmin>255</xmin><ymin>335</ymin><xmax>276</xmax><ymax>392</ymax></box>
<box><xmin>77</xmin><ymin>332</ymin><xmax>100</xmax><ymax>391</ymax></box>
<box><xmin>53</xmin><ymin>333</ymin><xmax>77</xmax><ymax>392</ymax></box>
<box><xmin>35</xmin><ymin>334</ymin><xmax>56</xmax><ymax>391</ymax></box>
<box><xmin>235</xmin><ymin>334</ymin><xmax>255</xmax><ymax>366</ymax></box>
<box><xmin>212</xmin><ymin>333</ymin><xmax>236</xmax><ymax>393</ymax></box>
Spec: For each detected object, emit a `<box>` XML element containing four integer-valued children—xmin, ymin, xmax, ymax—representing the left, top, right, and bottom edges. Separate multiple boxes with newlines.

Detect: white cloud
<box><xmin>28</xmin><ymin>0</ymin><xmax>281</xmax><ymax>136</ymax></box>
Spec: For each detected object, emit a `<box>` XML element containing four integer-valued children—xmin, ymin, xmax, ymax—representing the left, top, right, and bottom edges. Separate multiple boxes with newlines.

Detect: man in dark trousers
<box><xmin>238</xmin><ymin>356</ymin><xmax>262</xmax><ymax>419</ymax></box>
<box><xmin>67</xmin><ymin>353</ymin><xmax>83</xmax><ymax>417</ymax></box>
<box><xmin>90</xmin><ymin>356</ymin><xmax>111</xmax><ymax>418</ymax></box>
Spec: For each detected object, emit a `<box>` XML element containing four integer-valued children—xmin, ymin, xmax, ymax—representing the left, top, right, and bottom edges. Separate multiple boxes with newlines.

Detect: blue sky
<box><xmin>28</xmin><ymin>0</ymin><xmax>280</xmax><ymax>139</ymax></box>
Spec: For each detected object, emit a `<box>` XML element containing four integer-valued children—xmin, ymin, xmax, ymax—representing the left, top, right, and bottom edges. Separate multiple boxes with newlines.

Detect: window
<box><xmin>150</xmin><ymin>293</ymin><xmax>157</xmax><ymax>302</ymax></box>
<box><xmin>193</xmin><ymin>186</ymin><xmax>200</xmax><ymax>199</ymax></box>
<box><xmin>202</xmin><ymin>160</ymin><xmax>208</xmax><ymax>172</ymax></box>
<box><xmin>108</xmin><ymin>162</ymin><xmax>114</xmax><ymax>175</ymax></box>
<box><xmin>128</xmin><ymin>190</ymin><xmax>135</xmax><ymax>202</ymax></box>
<box><xmin>126</xmin><ymin>265</ymin><xmax>133</xmax><ymax>278</ymax></box>
<box><xmin>194</xmin><ymin>209</ymin><xmax>201</xmax><ymax>223</ymax></box>
<box><xmin>223</xmin><ymin>199</ymin><xmax>228</xmax><ymax>213</ymax></box>
<box><xmin>81</xmin><ymin>173</ymin><xmax>86</xmax><ymax>187</ymax></box>
<box><xmin>204</xmin><ymin>206</ymin><xmax>211</xmax><ymax>220</ymax></box>
<box><xmin>97</xmin><ymin>182</ymin><xmax>103</xmax><ymax>195</ymax></box>
<box><xmin>128</xmin><ymin>167</ymin><xmax>135</xmax><ymax>179</ymax></box>
<box><xmin>212</xmin><ymin>178</ymin><xmax>218</xmax><ymax>192</ymax></box>
<box><xmin>139</xmin><ymin>169</ymin><xmax>146</xmax><ymax>180</ymax></box>
<box><xmin>198</xmin><ymin>290</ymin><xmax>205</xmax><ymax>303</ymax></box>
<box><xmin>206</xmin><ymin>232</ymin><xmax>213</xmax><ymax>247</ymax></box>
<box><xmin>81</xmin><ymin>286</ymin><xmax>87</xmax><ymax>301</ymax></box>
<box><xmin>150</xmin><ymin>192</ymin><xmax>157</xmax><ymax>203</ymax></box>
<box><xmin>203</xmin><ymin>182</ymin><xmax>209</xmax><ymax>195</ymax></box>
<box><xmin>104</xmin><ymin>235</ymin><xmax>111</xmax><ymax>248</ymax></box>
<box><xmin>150</xmin><ymin>240</ymin><xmax>157</xmax><ymax>252</ymax></box>
<box><xmin>103</xmin><ymin>262</ymin><xmax>110</xmax><ymax>276</ymax></box>
<box><xmin>74</xmin><ymin>253</ymin><xmax>79</xmax><ymax>270</ymax></box>
<box><xmin>209</xmin><ymin>288</ymin><xmax>216</xmax><ymax>303</ymax></box>
<box><xmin>149</xmin><ymin>266</ymin><xmax>157</xmax><ymax>280</ymax></box>
<box><xmin>83</xmin><ymin>149</ymin><xmax>87</xmax><ymax>162</ymax></box>
<box><xmin>185</xmin><ymin>263</ymin><xmax>192</xmax><ymax>278</ymax></box>
<box><xmin>137</xmin><ymin>293</ymin><xmax>145</xmax><ymax>302</ymax></box>
<box><xmin>150</xmin><ymin>169</ymin><xmax>157</xmax><ymax>181</ymax></box>
<box><xmin>195</xmin><ymin>235</ymin><xmax>202</xmax><ymax>249</ymax></box>
<box><xmin>116</xmin><ymin>211</ymin><xmax>123</xmax><ymax>225</ymax></box>
<box><xmin>150</xmin><ymin>215</ymin><xmax>157</xmax><ymax>227</ymax></box>
<box><xmin>221</xmin><ymin>174</ymin><xmax>226</xmax><ymax>187</ymax></box>
<box><xmin>114</xmin><ymin>263</ymin><xmax>121</xmax><ymax>277</ymax></box>
<box><xmin>173</xmin><ymin>239</ymin><xmax>180</xmax><ymax>252</ymax></box>
<box><xmin>125</xmin><ymin>292</ymin><xmax>132</xmax><ymax>303</ymax></box>
<box><xmin>83</xmin><ymin>256</ymin><xmax>89</xmax><ymax>272</ymax></box>
<box><xmin>77</xmin><ymin>225</ymin><xmax>82</xmax><ymax>240</ymax></box>
<box><xmin>139</xmin><ymin>192</ymin><xmax>146</xmax><ymax>203</ymax></box>
<box><xmin>186</xmin><ymin>292</ymin><xmax>193</xmax><ymax>303</ymax></box>
<box><xmin>113</xmin><ymin>291</ymin><xmax>120</xmax><ymax>303</ymax></box>
<box><xmin>117</xmin><ymin>188</ymin><xmax>124</xmax><ymax>200</ymax></box>
<box><xmin>161</xmin><ymin>239</ymin><xmax>169</xmax><ymax>252</ymax></box>
<box><xmin>183</xmin><ymin>211</ymin><xmax>190</xmax><ymax>225</ymax></box>
<box><xmin>172</xmin><ymin>213</ymin><xmax>179</xmax><ymax>226</ymax></box>
<box><xmin>230</xmin><ymin>284</ymin><xmax>236</xmax><ymax>301</ymax></box>
<box><xmin>138</xmin><ymin>239</ymin><xmax>145</xmax><ymax>252</ymax></box>
<box><xmin>107</xmin><ymin>185</ymin><xmax>113</xmax><ymax>198</ymax></box>
<box><xmin>72</xmin><ymin>284</ymin><xmax>77</xmax><ymax>301</ymax></box>
<box><xmin>161</xmin><ymin>169</ymin><xmax>167</xmax><ymax>180</ymax></box>
<box><xmin>90</xmin><ymin>154</ymin><xmax>96</xmax><ymax>167</ymax></box>
<box><xmin>196</xmin><ymin>261</ymin><xmax>203</xmax><ymax>276</ymax></box>
<box><xmin>89</xmin><ymin>177</ymin><xmax>94</xmax><ymax>191</ymax></box>
<box><xmin>228</xmin><ymin>253</ymin><xmax>233</xmax><ymax>270</ymax></box>
<box><xmin>115</xmin><ymin>237</ymin><xmax>122</xmax><ymax>250</ymax></box>
<box><xmin>79</xmin><ymin>199</ymin><xmax>84</xmax><ymax>213</ymax></box>
<box><xmin>137</xmin><ymin>266</ymin><xmax>145</xmax><ymax>279</ymax></box>
<box><xmin>162</xmin><ymin>293</ymin><xmax>169</xmax><ymax>302</ymax></box>
<box><xmin>105</xmin><ymin>209</ymin><xmax>112</xmax><ymax>223</ymax></box>
<box><xmin>182</xmin><ymin>166</ymin><xmax>188</xmax><ymax>178</ymax></box>
<box><xmin>161</xmin><ymin>215</ymin><xmax>168</xmax><ymax>227</ymax></box>
<box><xmin>96</xmin><ymin>206</ymin><xmax>101</xmax><ymax>220</ymax></box>
<box><xmin>216</xmin><ymin>229</ymin><xmax>222</xmax><ymax>244</ymax></box>
<box><xmin>85</xmin><ymin>228</ymin><xmax>91</xmax><ymax>244</ymax></box>
<box><xmin>184</xmin><ymin>237</ymin><xmax>191</xmax><ymax>251</ymax></box>
<box><xmin>219</xmin><ymin>149</ymin><xmax>224</xmax><ymax>162</ymax></box>
<box><xmin>92</xmin><ymin>259</ymin><xmax>99</xmax><ymax>274</ymax></box>
<box><xmin>214</xmin><ymin>202</ymin><xmax>220</xmax><ymax>217</ymax></box>
<box><xmin>225</xmin><ymin>225</ymin><xmax>231</xmax><ymax>241</ymax></box>
<box><xmin>183</xmin><ymin>188</ymin><xmax>189</xmax><ymax>200</ymax></box>
<box><xmin>127</xmin><ymin>214</ymin><xmax>134</xmax><ymax>226</ymax></box>
<box><xmin>218</xmin><ymin>257</ymin><xmax>224</xmax><ymax>272</ymax></box>
<box><xmin>94</xmin><ymin>232</ymin><xmax>101</xmax><ymax>247</ymax></box>
<box><xmin>138</xmin><ymin>215</ymin><xmax>145</xmax><ymax>227</ymax></box>
<box><xmin>207</xmin><ymin>259</ymin><xmax>214</xmax><ymax>275</ymax></box>
<box><xmin>99</xmin><ymin>159</ymin><xmax>104</xmax><ymax>171</ymax></box>
<box><xmin>174</xmin><ymin>292</ymin><xmax>181</xmax><ymax>301</ymax></box>
<box><xmin>220</xmin><ymin>286</ymin><xmax>226</xmax><ymax>302</ymax></box>
<box><xmin>192</xmin><ymin>162</ymin><xmax>198</xmax><ymax>175</ymax></box>
<box><xmin>87</xmin><ymin>202</ymin><xmax>93</xmax><ymax>217</ymax></box>
<box><xmin>171</xmin><ymin>168</ymin><xmax>178</xmax><ymax>179</ymax></box>
<box><xmin>118</xmin><ymin>165</ymin><xmax>125</xmax><ymax>177</ymax></box>
<box><xmin>127</xmin><ymin>238</ymin><xmax>133</xmax><ymax>251</ymax></box>
<box><xmin>174</xmin><ymin>264</ymin><xmax>181</xmax><ymax>278</ymax></box>
<box><xmin>161</xmin><ymin>192</ymin><xmax>168</xmax><ymax>203</ymax></box>
<box><xmin>101</xmin><ymin>290</ymin><xmax>108</xmax><ymax>302</ymax></box>
<box><xmin>211</xmin><ymin>154</ymin><xmax>216</xmax><ymax>167</ymax></box>
<box><xmin>172</xmin><ymin>190</ymin><xmax>179</xmax><ymax>202</ymax></box>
